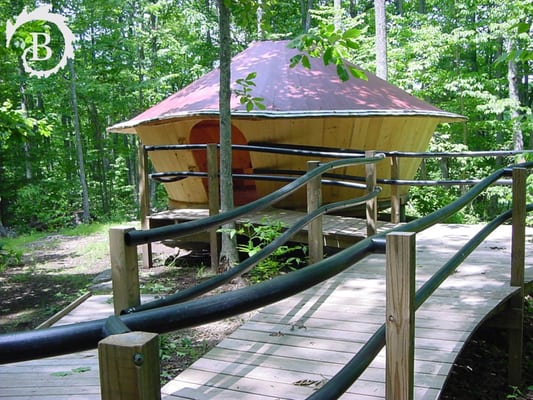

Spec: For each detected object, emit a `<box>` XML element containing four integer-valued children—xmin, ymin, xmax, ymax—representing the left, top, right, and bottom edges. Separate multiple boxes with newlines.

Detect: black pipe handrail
<box><xmin>122</xmin><ymin>187</ymin><xmax>382</xmax><ymax>314</ymax></box>
<box><xmin>0</xmin><ymin>154</ymin><xmax>386</xmax><ymax>363</ymax></box>
<box><xmin>1</xmin><ymin>162</ymin><xmax>529</xmax><ymax>366</ymax></box>
<box><xmin>0</xmin><ymin>161</ymin><xmax>530</xmax><ymax>400</ymax></box>
<box><xmin>126</xmin><ymin>154</ymin><xmax>385</xmax><ymax>246</ymax></box>
<box><xmin>144</xmin><ymin>142</ymin><xmax>532</xmax><ymax>159</ymax></box>
<box><xmin>310</xmin><ymin>203</ymin><xmax>533</xmax><ymax>399</ymax></box>
<box><xmin>150</xmin><ymin>170</ymin><xmax>369</xmax><ymax>189</ymax></box>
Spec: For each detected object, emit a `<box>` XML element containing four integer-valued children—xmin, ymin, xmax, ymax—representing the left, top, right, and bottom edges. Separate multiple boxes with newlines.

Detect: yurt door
<box><xmin>190</xmin><ymin>120</ymin><xmax>257</xmax><ymax>206</ymax></box>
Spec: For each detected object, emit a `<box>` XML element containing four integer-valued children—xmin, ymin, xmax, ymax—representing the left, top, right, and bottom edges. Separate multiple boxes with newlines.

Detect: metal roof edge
<box><xmin>107</xmin><ymin>109</ymin><xmax>467</xmax><ymax>133</ymax></box>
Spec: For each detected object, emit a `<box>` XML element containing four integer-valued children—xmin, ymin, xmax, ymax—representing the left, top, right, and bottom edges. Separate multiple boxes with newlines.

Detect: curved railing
<box><xmin>0</xmin><ymin>154</ymin><xmax>386</xmax><ymax>362</ymax></box>
<box><xmin>0</xmin><ymin>154</ymin><xmax>530</xmax><ymax>400</ymax></box>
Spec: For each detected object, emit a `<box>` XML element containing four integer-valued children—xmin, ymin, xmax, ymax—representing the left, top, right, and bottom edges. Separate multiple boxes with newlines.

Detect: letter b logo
<box><xmin>6</xmin><ymin>6</ymin><xmax>74</xmax><ymax>78</ymax></box>
<box><xmin>25</xmin><ymin>32</ymin><xmax>53</xmax><ymax>61</ymax></box>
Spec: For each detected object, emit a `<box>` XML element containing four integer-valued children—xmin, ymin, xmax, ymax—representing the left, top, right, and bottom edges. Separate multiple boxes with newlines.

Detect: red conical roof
<box><xmin>109</xmin><ymin>40</ymin><xmax>463</xmax><ymax>132</ymax></box>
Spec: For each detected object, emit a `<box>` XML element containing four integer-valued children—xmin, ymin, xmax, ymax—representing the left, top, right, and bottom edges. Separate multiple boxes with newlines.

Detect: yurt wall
<box><xmin>135</xmin><ymin>115</ymin><xmax>439</xmax><ymax>211</ymax></box>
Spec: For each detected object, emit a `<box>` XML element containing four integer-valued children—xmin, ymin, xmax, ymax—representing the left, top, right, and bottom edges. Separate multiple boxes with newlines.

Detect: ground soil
<box><xmin>0</xmin><ymin>231</ymin><xmax>532</xmax><ymax>398</ymax></box>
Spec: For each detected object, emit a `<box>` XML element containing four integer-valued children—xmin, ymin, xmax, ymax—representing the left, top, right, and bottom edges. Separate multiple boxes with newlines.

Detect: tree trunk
<box><xmin>257</xmin><ymin>0</ymin><xmax>264</xmax><ymax>39</ymax></box>
<box><xmin>506</xmin><ymin>39</ymin><xmax>524</xmax><ymax>159</ymax></box>
<box><xmin>375</xmin><ymin>0</ymin><xmax>388</xmax><ymax>80</ymax></box>
<box><xmin>89</xmin><ymin>102</ymin><xmax>109</xmax><ymax>215</ymax></box>
<box><xmin>301</xmin><ymin>0</ymin><xmax>313</xmax><ymax>33</ymax></box>
<box><xmin>218</xmin><ymin>0</ymin><xmax>238</xmax><ymax>270</ymax></box>
<box><xmin>334</xmin><ymin>0</ymin><xmax>342</xmax><ymax>31</ymax></box>
<box><xmin>18</xmin><ymin>59</ymin><xmax>32</xmax><ymax>181</ymax></box>
<box><xmin>69</xmin><ymin>59</ymin><xmax>90</xmax><ymax>223</ymax></box>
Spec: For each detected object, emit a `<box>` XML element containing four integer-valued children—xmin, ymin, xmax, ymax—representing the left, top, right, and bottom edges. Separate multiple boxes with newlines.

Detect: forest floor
<box><xmin>0</xmin><ymin>229</ymin><xmax>532</xmax><ymax>399</ymax></box>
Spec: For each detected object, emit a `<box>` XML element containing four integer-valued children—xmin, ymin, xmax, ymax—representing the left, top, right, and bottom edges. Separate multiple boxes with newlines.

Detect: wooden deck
<box><xmin>148</xmin><ymin>208</ymin><xmax>399</xmax><ymax>248</ymax></box>
<box><xmin>0</xmin><ymin>224</ymin><xmax>531</xmax><ymax>399</ymax></box>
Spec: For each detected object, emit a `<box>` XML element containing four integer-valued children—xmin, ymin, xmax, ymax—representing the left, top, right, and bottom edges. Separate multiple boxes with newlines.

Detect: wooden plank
<box><xmin>36</xmin><ymin>292</ymin><xmax>93</xmax><ymax>329</ymax></box>
<box><xmin>147</xmin><ymin>207</ymin><xmax>399</xmax><ymax>249</ymax></box>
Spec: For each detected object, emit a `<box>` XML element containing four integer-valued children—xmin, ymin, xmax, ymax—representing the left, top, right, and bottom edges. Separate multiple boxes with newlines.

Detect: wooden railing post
<box><xmin>307</xmin><ymin>161</ymin><xmax>323</xmax><ymax>264</ymax></box>
<box><xmin>109</xmin><ymin>226</ymin><xmax>140</xmax><ymax>315</ymax></box>
<box><xmin>207</xmin><ymin>143</ymin><xmax>220</xmax><ymax>273</ymax></box>
<box><xmin>386</xmin><ymin>231</ymin><xmax>416</xmax><ymax>400</ymax></box>
<box><xmin>508</xmin><ymin>166</ymin><xmax>527</xmax><ymax>385</ymax></box>
<box><xmin>99</xmin><ymin>330</ymin><xmax>161</xmax><ymax>400</ymax></box>
<box><xmin>365</xmin><ymin>151</ymin><xmax>377</xmax><ymax>237</ymax></box>
<box><xmin>390</xmin><ymin>155</ymin><xmax>401</xmax><ymax>224</ymax></box>
<box><xmin>138</xmin><ymin>142</ymin><xmax>153</xmax><ymax>268</ymax></box>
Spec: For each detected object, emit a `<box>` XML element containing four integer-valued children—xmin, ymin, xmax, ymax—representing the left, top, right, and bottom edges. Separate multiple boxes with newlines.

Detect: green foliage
<box><xmin>234</xmin><ymin>219</ymin><xmax>307</xmax><ymax>283</ymax></box>
<box><xmin>0</xmin><ymin>243</ymin><xmax>22</xmax><ymax>272</ymax></box>
<box><xmin>506</xmin><ymin>385</ymin><xmax>533</xmax><ymax>399</ymax></box>
<box><xmin>0</xmin><ymin>100</ymin><xmax>54</xmax><ymax>146</ymax></box>
<box><xmin>289</xmin><ymin>6</ymin><xmax>367</xmax><ymax>81</ymax></box>
<box><xmin>14</xmin><ymin>180</ymin><xmax>78</xmax><ymax>231</ymax></box>
<box><xmin>233</xmin><ymin>72</ymin><xmax>266</xmax><ymax>112</ymax></box>
<box><xmin>0</xmin><ymin>0</ymin><xmax>532</xmax><ymax>234</ymax></box>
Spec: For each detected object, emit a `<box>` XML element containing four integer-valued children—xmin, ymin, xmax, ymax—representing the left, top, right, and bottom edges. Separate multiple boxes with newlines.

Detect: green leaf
<box><xmin>323</xmin><ymin>47</ymin><xmax>334</xmax><ymax>65</ymax></box>
<box><xmin>289</xmin><ymin>54</ymin><xmax>302</xmax><ymax>68</ymax></box>
<box><xmin>336</xmin><ymin>64</ymin><xmax>349</xmax><ymax>82</ymax></box>
<box><xmin>245</xmin><ymin>72</ymin><xmax>257</xmax><ymax>80</ymax></box>
<box><xmin>255</xmin><ymin>101</ymin><xmax>266</xmax><ymax>110</ymax></box>
<box><xmin>72</xmin><ymin>367</ymin><xmax>91</xmax><ymax>374</ymax></box>
<box><xmin>343</xmin><ymin>38</ymin><xmax>360</xmax><ymax>50</ymax></box>
<box><xmin>342</xmin><ymin>28</ymin><xmax>361</xmax><ymax>39</ymax></box>
<box><xmin>348</xmin><ymin>66</ymin><xmax>367</xmax><ymax>80</ymax></box>
<box><xmin>301</xmin><ymin>55</ymin><xmax>311</xmax><ymax>69</ymax></box>
<box><xmin>516</xmin><ymin>21</ymin><xmax>531</xmax><ymax>34</ymax></box>
<box><xmin>51</xmin><ymin>371</ymin><xmax>73</xmax><ymax>377</ymax></box>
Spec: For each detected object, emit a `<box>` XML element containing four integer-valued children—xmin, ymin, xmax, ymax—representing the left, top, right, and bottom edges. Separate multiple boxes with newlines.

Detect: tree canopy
<box><xmin>0</xmin><ymin>0</ymin><xmax>531</xmax><ymax>231</ymax></box>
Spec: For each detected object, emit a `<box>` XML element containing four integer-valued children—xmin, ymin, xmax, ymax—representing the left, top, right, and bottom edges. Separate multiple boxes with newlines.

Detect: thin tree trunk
<box><xmin>375</xmin><ymin>0</ymin><xmax>388</xmax><ymax>80</ymax></box>
<box><xmin>218</xmin><ymin>0</ymin><xmax>238</xmax><ymax>270</ymax></box>
<box><xmin>89</xmin><ymin>102</ymin><xmax>109</xmax><ymax>215</ymax></box>
<box><xmin>506</xmin><ymin>39</ymin><xmax>524</xmax><ymax>159</ymax></box>
<box><xmin>68</xmin><ymin>59</ymin><xmax>90</xmax><ymax>223</ymax></box>
<box><xmin>18</xmin><ymin>59</ymin><xmax>32</xmax><ymax>180</ymax></box>
<box><xmin>257</xmin><ymin>0</ymin><xmax>264</xmax><ymax>39</ymax></box>
<box><xmin>302</xmin><ymin>0</ymin><xmax>313</xmax><ymax>32</ymax></box>
<box><xmin>334</xmin><ymin>0</ymin><xmax>341</xmax><ymax>31</ymax></box>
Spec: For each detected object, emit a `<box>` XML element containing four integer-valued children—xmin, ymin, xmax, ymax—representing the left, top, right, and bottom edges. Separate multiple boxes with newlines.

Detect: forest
<box><xmin>1</xmin><ymin>0</ymin><xmax>532</xmax><ymax>234</ymax></box>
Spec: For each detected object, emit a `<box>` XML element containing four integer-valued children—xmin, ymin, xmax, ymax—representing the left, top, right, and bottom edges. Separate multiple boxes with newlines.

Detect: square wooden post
<box><xmin>508</xmin><ymin>167</ymin><xmax>527</xmax><ymax>385</ymax></box>
<box><xmin>138</xmin><ymin>141</ymin><xmax>153</xmax><ymax>268</ymax></box>
<box><xmin>110</xmin><ymin>226</ymin><xmax>140</xmax><ymax>315</ymax></box>
<box><xmin>366</xmin><ymin>151</ymin><xmax>377</xmax><ymax>237</ymax></box>
<box><xmin>390</xmin><ymin>155</ymin><xmax>401</xmax><ymax>224</ymax></box>
<box><xmin>307</xmin><ymin>161</ymin><xmax>323</xmax><ymax>264</ymax></box>
<box><xmin>207</xmin><ymin>143</ymin><xmax>220</xmax><ymax>272</ymax></box>
<box><xmin>386</xmin><ymin>231</ymin><xmax>416</xmax><ymax>400</ymax></box>
<box><xmin>99</xmin><ymin>331</ymin><xmax>161</xmax><ymax>400</ymax></box>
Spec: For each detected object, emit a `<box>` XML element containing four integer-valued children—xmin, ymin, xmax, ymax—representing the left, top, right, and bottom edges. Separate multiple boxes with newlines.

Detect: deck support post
<box><xmin>138</xmin><ymin>142</ymin><xmax>152</xmax><ymax>268</ymax></box>
<box><xmin>110</xmin><ymin>226</ymin><xmax>140</xmax><ymax>315</ymax></box>
<box><xmin>99</xmin><ymin>331</ymin><xmax>161</xmax><ymax>400</ymax></box>
<box><xmin>366</xmin><ymin>151</ymin><xmax>378</xmax><ymax>237</ymax></box>
<box><xmin>386</xmin><ymin>231</ymin><xmax>415</xmax><ymax>400</ymax></box>
<box><xmin>207</xmin><ymin>143</ymin><xmax>220</xmax><ymax>272</ymax></box>
<box><xmin>307</xmin><ymin>161</ymin><xmax>323</xmax><ymax>263</ymax></box>
<box><xmin>508</xmin><ymin>166</ymin><xmax>527</xmax><ymax>385</ymax></box>
<box><xmin>390</xmin><ymin>155</ymin><xmax>401</xmax><ymax>224</ymax></box>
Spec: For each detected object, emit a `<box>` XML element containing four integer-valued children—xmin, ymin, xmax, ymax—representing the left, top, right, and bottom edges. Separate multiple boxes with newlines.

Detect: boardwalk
<box><xmin>148</xmin><ymin>208</ymin><xmax>399</xmax><ymax>248</ymax></box>
<box><xmin>0</xmin><ymin>224</ymin><xmax>531</xmax><ymax>399</ymax></box>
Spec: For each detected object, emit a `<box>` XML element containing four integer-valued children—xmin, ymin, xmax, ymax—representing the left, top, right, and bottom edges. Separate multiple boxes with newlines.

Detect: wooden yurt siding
<box><xmin>134</xmin><ymin>115</ymin><xmax>439</xmax><ymax>210</ymax></box>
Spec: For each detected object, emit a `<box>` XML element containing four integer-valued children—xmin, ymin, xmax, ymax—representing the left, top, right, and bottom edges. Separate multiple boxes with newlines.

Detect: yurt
<box><xmin>108</xmin><ymin>40</ymin><xmax>464</xmax><ymax>211</ymax></box>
